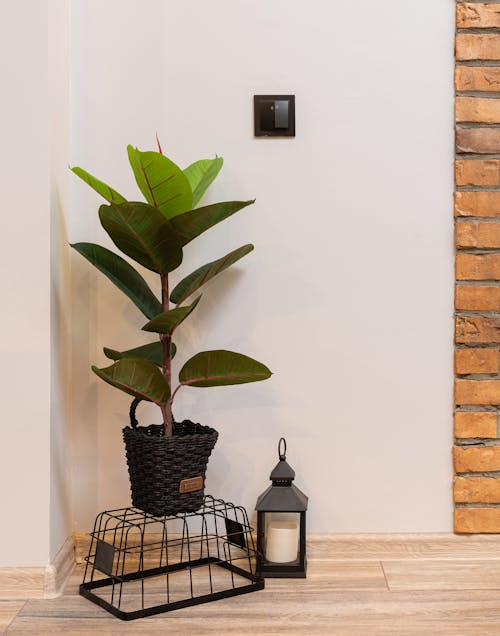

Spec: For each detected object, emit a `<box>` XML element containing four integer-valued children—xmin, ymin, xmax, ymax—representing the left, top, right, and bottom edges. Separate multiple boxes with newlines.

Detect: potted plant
<box><xmin>71</xmin><ymin>143</ymin><xmax>272</xmax><ymax>516</ymax></box>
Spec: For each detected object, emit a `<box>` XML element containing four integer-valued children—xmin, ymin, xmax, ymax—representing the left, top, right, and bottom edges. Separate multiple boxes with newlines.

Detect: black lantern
<box><xmin>255</xmin><ymin>438</ymin><xmax>308</xmax><ymax>578</ymax></box>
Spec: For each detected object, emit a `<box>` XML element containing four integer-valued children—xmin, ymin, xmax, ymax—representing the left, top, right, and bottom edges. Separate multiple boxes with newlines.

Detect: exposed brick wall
<box><xmin>455</xmin><ymin>2</ymin><xmax>500</xmax><ymax>533</ymax></box>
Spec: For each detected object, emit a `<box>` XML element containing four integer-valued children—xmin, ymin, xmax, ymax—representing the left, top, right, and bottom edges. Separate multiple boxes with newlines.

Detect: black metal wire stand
<box><xmin>80</xmin><ymin>495</ymin><xmax>264</xmax><ymax>620</ymax></box>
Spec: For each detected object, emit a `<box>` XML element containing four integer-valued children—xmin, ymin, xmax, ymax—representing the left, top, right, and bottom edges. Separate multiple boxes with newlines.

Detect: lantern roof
<box><xmin>270</xmin><ymin>458</ymin><xmax>295</xmax><ymax>482</ymax></box>
<box><xmin>255</xmin><ymin>482</ymin><xmax>308</xmax><ymax>512</ymax></box>
<box><xmin>255</xmin><ymin>438</ymin><xmax>308</xmax><ymax>512</ymax></box>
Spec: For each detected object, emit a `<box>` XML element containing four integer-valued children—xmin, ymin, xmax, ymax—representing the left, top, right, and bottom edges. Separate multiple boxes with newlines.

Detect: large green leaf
<box><xmin>99</xmin><ymin>201</ymin><xmax>183</xmax><ymax>274</ymax></box>
<box><xmin>169</xmin><ymin>200</ymin><xmax>255</xmax><ymax>247</ymax></box>
<box><xmin>71</xmin><ymin>242</ymin><xmax>162</xmax><ymax>319</ymax></box>
<box><xmin>170</xmin><ymin>244</ymin><xmax>254</xmax><ymax>305</ymax></box>
<box><xmin>142</xmin><ymin>296</ymin><xmax>201</xmax><ymax>335</ymax></box>
<box><xmin>127</xmin><ymin>146</ymin><xmax>192</xmax><ymax>219</ymax></box>
<box><xmin>179</xmin><ymin>350</ymin><xmax>272</xmax><ymax>387</ymax></box>
<box><xmin>71</xmin><ymin>166</ymin><xmax>126</xmax><ymax>204</ymax></box>
<box><xmin>92</xmin><ymin>358</ymin><xmax>170</xmax><ymax>405</ymax></box>
<box><xmin>184</xmin><ymin>157</ymin><xmax>223</xmax><ymax>207</ymax></box>
<box><xmin>103</xmin><ymin>341</ymin><xmax>176</xmax><ymax>366</ymax></box>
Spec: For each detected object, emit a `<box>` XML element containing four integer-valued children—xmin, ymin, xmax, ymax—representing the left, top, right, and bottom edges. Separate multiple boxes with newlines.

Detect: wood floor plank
<box><xmin>383</xmin><ymin>559</ymin><xmax>500</xmax><ymax>591</ymax></box>
<box><xmin>8</xmin><ymin>590</ymin><xmax>500</xmax><ymax>635</ymax></box>
<box><xmin>0</xmin><ymin>569</ymin><xmax>46</xmax><ymax>600</ymax></box>
<box><xmin>9</xmin><ymin>554</ymin><xmax>500</xmax><ymax>634</ymax></box>
<box><xmin>20</xmin><ymin>560</ymin><xmax>386</xmax><ymax>620</ymax></box>
<box><xmin>266</xmin><ymin>561</ymin><xmax>388</xmax><ymax>589</ymax></box>
<box><xmin>63</xmin><ymin>560</ymin><xmax>387</xmax><ymax>595</ymax></box>
<box><xmin>0</xmin><ymin>601</ymin><xmax>25</xmax><ymax>635</ymax></box>
<box><xmin>7</xmin><ymin>617</ymin><xmax>500</xmax><ymax>636</ymax></box>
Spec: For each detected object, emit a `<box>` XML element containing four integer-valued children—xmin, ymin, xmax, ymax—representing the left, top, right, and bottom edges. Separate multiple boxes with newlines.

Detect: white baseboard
<box><xmin>43</xmin><ymin>536</ymin><xmax>75</xmax><ymax>598</ymax></box>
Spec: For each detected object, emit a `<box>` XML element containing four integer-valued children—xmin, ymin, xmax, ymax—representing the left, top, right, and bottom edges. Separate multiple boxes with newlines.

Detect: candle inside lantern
<box><xmin>265</xmin><ymin>521</ymin><xmax>299</xmax><ymax>563</ymax></box>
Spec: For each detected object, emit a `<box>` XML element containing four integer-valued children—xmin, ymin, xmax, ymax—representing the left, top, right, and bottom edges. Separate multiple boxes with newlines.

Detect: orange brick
<box><xmin>457</xmin><ymin>128</ymin><xmax>500</xmax><ymax>154</ymax></box>
<box><xmin>455</xmin><ymin>191</ymin><xmax>500</xmax><ymax>217</ymax></box>
<box><xmin>456</xmin><ymin>253</ymin><xmax>500</xmax><ymax>280</ymax></box>
<box><xmin>456</xmin><ymin>97</ymin><xmax>500</xmax><ymax>124</ymax></box>
<box><xmin>455</xmin><ymin>379</ymin><xmax>500</xmax><ymax>404</ymax></box>
<box><xmin>455</xmin><ymin>411</ymin><xmax>497</xmax><ymax>438</ymax></box>
<box><xmin>456</xmin><ymin>34</ymin><xmax>500</xmax><ymax>61</ymax></box>
<box><xmin>456</xmin><ymin>316</ymin><xmax>500</xmax><ymax>344</ymax></box>
<box><xmin>455</xmin><ymin>285</ymin><xmax>500</xmax><ymax>311</ymax></box>
<box><xmin>454</xmin><ymin>477</ymin><xmax>500</xmax><ymax>503</ymax></box>
<box><xmin>456</xmin><ymin>221</ymin><xmax>500</xmax><ymax>249</ymax></box>
<box><xmin>456</xmin><ymin>66</ymin><xmax>500</xmax><ymax>92</ymax></box>
<box><xmin>454</xmin><ymin>445</ymin><xmax>500</xmax><ymax>471</ymax></box>
<box><xmin>457</xmin><ymin>3</ymin><xmax>500</xmax><ymax>28</ymax></box>
<box><xmin>455</xmin><ymin>160</ymin><xmax>499</xmax><ymax>186</ymax></box>
<box><xmin>455</xmin><ymin>507</ymin><xmax>500</xmax><ymax>533</ymax></box>
<box><xmin>455</xmin><ymin>348</ymin><xmax>499</xmax><ymax>374</ymax></box>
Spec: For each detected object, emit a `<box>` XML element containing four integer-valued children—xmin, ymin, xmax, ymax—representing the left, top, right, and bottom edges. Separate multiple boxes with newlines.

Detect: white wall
<box><xmin>0</xmin><ymin>0</ymin><xmax>72</xmax><ymax>568</ymax></box>
<box><xmin>49</xmin><ymin>0</ymin><xmax>72</xmax><ymax>561</ymax></box>
<box><xmin>70</xmin><ymin>0</ymin><xmax>455</xmax><ymax>532</ymax></box>
<box><xmin>0</xmin><ymin>2</ymin><xmax>51</xmax><ymax>566</ymax></box>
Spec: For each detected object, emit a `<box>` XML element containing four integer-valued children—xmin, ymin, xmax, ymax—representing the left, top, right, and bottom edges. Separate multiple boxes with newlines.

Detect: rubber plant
<box><xmin>71</xmin><ymin>143</ymin><xmax>272</xmax><ymax>437</ymax></box>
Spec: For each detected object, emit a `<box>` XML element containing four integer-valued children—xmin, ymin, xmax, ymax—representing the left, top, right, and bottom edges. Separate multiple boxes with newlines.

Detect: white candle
<box><xmin>265</xmin><ymin>521</ymin><xmax>299</xmax><ymax>563</ymax></box>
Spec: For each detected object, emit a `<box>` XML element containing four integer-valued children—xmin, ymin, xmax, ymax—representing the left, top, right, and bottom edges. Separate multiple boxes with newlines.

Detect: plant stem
<box><xmin>160</xmin><ymin>403</ymin><xmax>172</xmax><ymax>437</ymax></box>
<box><xmin>160</xmin><ymin>274</ymin><xmax>173</xmax><ymax>437</ymax></box>
<box><xmin>170</xmin><ymin>384</ymin><xmax>182</xmax><ymax>405</ymax></box>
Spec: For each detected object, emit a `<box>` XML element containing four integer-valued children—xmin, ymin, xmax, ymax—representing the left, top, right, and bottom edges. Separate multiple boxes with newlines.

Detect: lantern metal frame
<box><xmin>255</xmin><ymin>438</ymin><xmax>308</xmax><ymax>578</ymax></box>
<box><xmin>256</xmin><ymin>510</ymin><xmax>307</xmax><ymax>578</ymax></box>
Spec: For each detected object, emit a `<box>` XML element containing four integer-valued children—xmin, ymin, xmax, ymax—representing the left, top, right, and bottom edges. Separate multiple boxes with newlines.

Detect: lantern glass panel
<box><xmin>264</xmin><ymin>512</ymin><xmax>300</xmax><ymax>564</ymax></box>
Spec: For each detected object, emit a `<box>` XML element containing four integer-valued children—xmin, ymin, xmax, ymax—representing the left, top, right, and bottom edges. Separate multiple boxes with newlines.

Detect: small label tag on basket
<box><xmin>179</xmin><ymin>476</ymin><xmax>203</xmax><ymax>493</ymax></box>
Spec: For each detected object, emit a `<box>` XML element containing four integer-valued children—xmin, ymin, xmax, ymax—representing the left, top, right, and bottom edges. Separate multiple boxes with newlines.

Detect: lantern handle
<box><xmin>278</xmin><ymin>437</ymin><xmax>287</xmax><ymax>461</ymax></box>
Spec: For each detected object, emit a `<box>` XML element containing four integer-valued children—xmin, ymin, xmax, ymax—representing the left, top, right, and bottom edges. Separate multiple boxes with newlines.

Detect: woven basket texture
<box><xmin>123</xmin><ymin>419</ymin><xmax>218</xmax><ymax>517</ymax></box>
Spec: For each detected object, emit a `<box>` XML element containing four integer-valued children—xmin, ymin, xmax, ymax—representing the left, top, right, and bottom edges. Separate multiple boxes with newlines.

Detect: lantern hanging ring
<box><xmin>278</xmin><ymin>437</ymin><xmax>287</xmax><ymax>461</ymax></box>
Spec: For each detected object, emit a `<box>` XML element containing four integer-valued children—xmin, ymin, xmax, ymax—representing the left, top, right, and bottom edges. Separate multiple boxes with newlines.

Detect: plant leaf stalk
<box><xmin>160</xmin><ymin>273</ymin><xmax>173</xmax><ymax>437</ymax></box>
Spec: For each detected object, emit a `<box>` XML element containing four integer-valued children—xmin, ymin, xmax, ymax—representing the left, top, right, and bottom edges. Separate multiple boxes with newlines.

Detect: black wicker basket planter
<box><xmin>123</xmin><ymin>398</ymin><xmax>218</xmax><ymax>517</ymax></box>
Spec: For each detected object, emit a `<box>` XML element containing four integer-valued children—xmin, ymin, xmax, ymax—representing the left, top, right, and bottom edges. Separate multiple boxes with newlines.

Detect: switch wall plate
<box><xmin>254</xmin><ymin>95</ymin><xmax>295</xmax><ymax>137</ymax></box>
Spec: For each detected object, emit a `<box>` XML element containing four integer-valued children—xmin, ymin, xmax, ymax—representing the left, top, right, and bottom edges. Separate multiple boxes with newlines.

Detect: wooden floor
<box><xmin>4</xmin><ymin>535</ymin><xmax>500</xmax><ymax>635</ymax></box>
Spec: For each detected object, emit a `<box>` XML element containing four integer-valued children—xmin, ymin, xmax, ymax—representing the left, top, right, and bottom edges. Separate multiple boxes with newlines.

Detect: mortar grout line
<box><xmin>456</xmin><ymin>503</ymin><xmax>500</xmax><ymax>508</ymax></box>
<box><xmin>456</xmin><ymin>153</ymin><xmax>500</xmax><ymax>158</ymax></box>
<box><xmin>458</xmin><ymin>123</ymin><xmax>500</xmax><ymax>128</ymax></box>
<box><xmin>456</xmin><ymin>189</ymin><xmax>500</xmax><ymax>194</ymax></box>
<box><xmin>457</xmin><ymin>28</ymin><xmax>500</xmax><ymax>34</ymax></box>
<box><xmin>456</xmin><ymin>248</ymin><xmax>500</xmax><ymax>253</ymax></box>
<box><xmin>457</xmin><ymin>92</ymin><xmax>500</xmax><ymax>98</ymax></box>
<box><xmin>455</xmin><ymin>404</ymin><xmax>500</xmax><ymax>410</ymax></box>
<box><xmin>458</xmin><ymin>61</ymin><xmax>500</xmax><ymax>67</ymax></box>
<box><xmin>455</xmin><ymin>470</ymin><xmax>500</xmax><ymax>477</ymax></box>
<box><xmin>454</xmin><ymin>437</ymin><xmax>500</xmax><ymax>445</ymax></box>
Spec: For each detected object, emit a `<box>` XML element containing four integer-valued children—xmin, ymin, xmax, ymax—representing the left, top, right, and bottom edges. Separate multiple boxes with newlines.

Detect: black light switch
<box><xmin>254</xmin><ymin>95</ymin><xmax>295</xmax><ymax>137</ymax></box>
<box><xmin>259</xmin><ymin>99</ymin><xmax>276</xmax><ymax>132</ymax></box>
<box><xmin>274</xmin><ymin>100</ymin><xmax>289</xmax><ymax>128</ymax></box>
